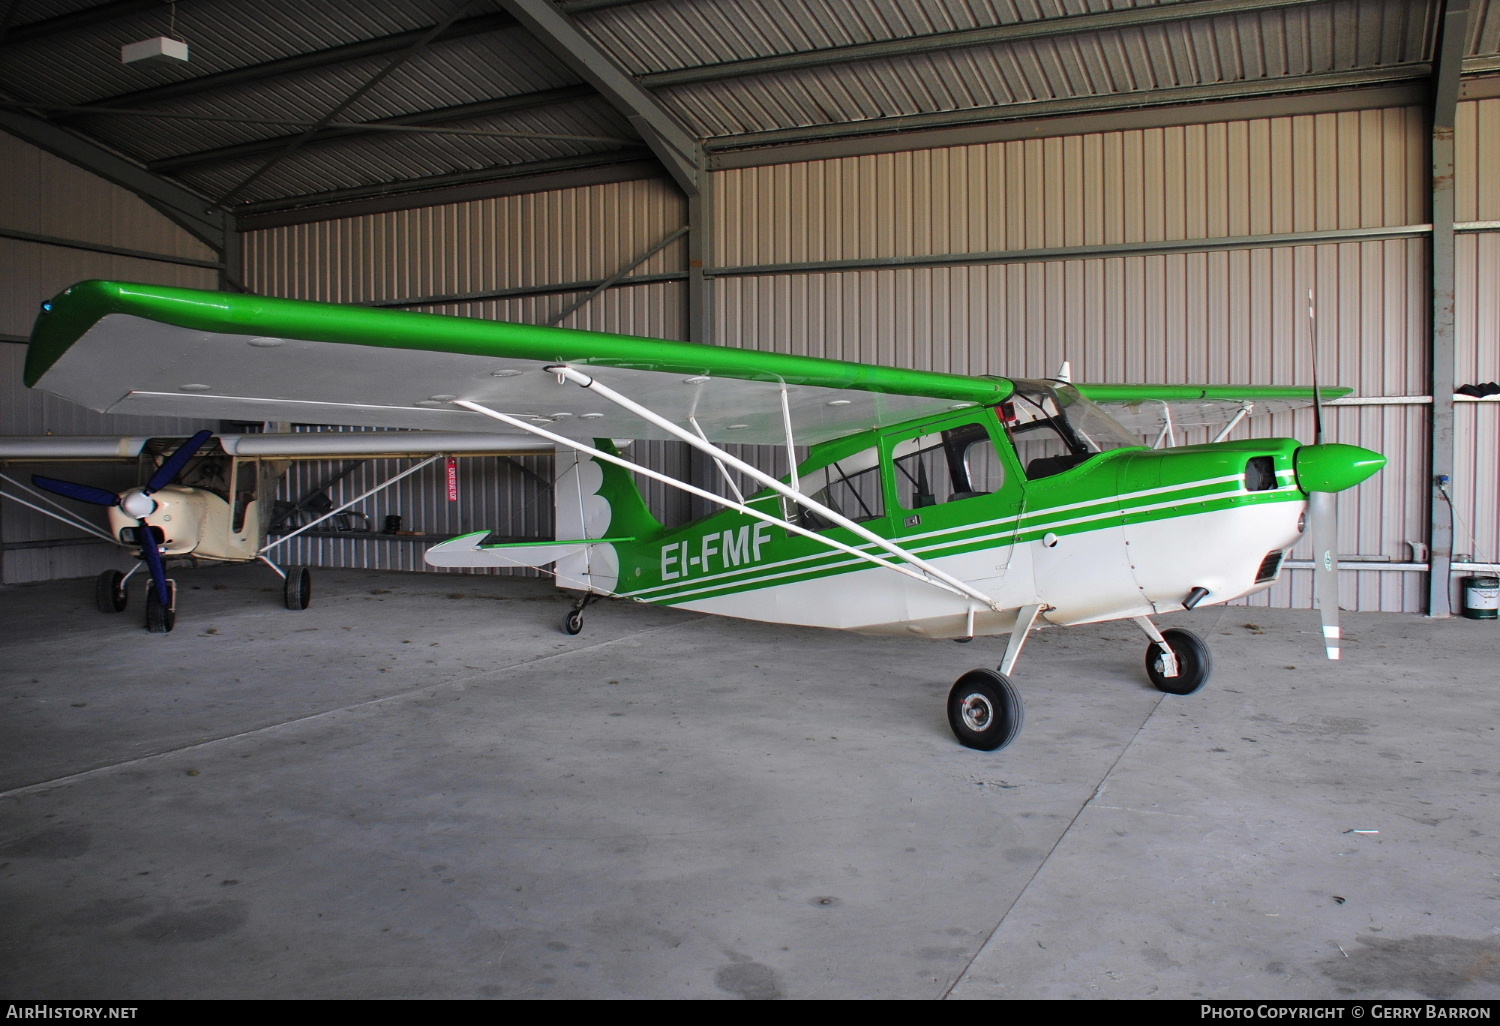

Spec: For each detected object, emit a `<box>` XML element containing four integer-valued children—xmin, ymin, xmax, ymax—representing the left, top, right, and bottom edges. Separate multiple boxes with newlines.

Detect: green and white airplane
<box><xmin>21</xmin><ymin>280</ymin><xmax>1385</xmax><ymax>751</ymax></box>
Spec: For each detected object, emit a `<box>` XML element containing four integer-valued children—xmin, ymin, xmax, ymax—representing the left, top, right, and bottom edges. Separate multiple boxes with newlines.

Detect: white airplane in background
<box><xmin>2</xmin><ymin>429</ymin><xmax>547</xmax><ymax>631</ymax></box>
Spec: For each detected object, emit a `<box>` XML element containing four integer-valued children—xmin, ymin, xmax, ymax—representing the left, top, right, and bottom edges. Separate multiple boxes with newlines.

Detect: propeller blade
<box><xmin>30</xmin><ymin>475</ymin><xmax>120</xmax><ymax>507</ymax></box>
<box><xmin>1307</xmin><ymin>489</ymin><xmax>1341</xmax><ymax>660</ymax></box>
<box><xmin>136</xmin><ymin>520</ymin><xmax>171</xmax><ymax>608</ymax></box>
<box><xmin>146</xmin><ymin>430</ymin><xmax>214</xmax><ymax>493</ymax></box>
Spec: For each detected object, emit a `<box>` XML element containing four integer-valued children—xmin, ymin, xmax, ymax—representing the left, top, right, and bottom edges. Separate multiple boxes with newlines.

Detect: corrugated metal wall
<box><xmin>239</xmin><ymin>101</ymin><xmax>1500</xmax><ymax>613</ymax></box>
<box><xmin>711</xmin><ymin>108</ymin><xmax>1451</xmax><ymax>613</ymax></box>
<box><xmin>242</xmin><ymin>178</ymin><xmax>697</xmax><ymax>564</ymax></box>
<box><xmin>1453</xmin><ymin>98</ymin><xmax>1500</xmax><ymax>577</ymax></box>
<box><xmin>12</xmin><ymin>98</ymin><xmax>1493</xmax><ymax>612</ymax></box>
<box><xmin>0</xmin><ymin>136</ymin><xmax>221</xmax><ymax>584</ymax></box>
<box><xmin>715</xmin><ymin>110</ymin><xmax>1427</xmax><ymax>263</ymax></box>
<box><xmin>243</xmin><ymin>178</ymin><xmax>687</xmax><ymax>309</ymax></box>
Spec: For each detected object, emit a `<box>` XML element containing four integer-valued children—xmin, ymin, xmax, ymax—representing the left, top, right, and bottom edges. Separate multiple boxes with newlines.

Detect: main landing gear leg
<box><xmin>562</xmin><ymin>592</ymin><xmax>595</xmax><ymax>636</ymax></box>
<box><xmin>1134</xmin><ymin>616</ymin><xmax>1211</xmax><ymax>695</ymax></box>
<box><xmin>947</xmin><ymin>604</ymin><xmax>1041</xmax><ymax>751</ymax></box>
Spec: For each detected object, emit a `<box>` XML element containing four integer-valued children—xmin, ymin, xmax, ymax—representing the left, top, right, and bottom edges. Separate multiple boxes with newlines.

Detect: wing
<box><xmin>0</xmin><ymin>432</ymin><xmax>551</xmax><ymax>461</ymax></box>
<box><xmin>28</xmin><ymin>281</ymin><xmax>1012</xmax><ymax>447</ymax></box>
<box><xmin>1072</xmin><ymin>383</ymin><xmax>1351</xmax><ymax>437</ymax></box>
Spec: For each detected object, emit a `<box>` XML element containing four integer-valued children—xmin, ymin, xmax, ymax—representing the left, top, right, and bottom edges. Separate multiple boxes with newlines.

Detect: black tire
<box><xmin>95</xmin><ymin>570</ymin><xmax>127</xmax><ymax>613</ymax></box>
<box><xmin>145</xmin><ymin>585</ymin><xmax>175</xmax><ymax>633</ymax></box>
<box><xmin>283</xmin><ymin>566</ymin><xmax>311</xmax><ymax>610</ymax></box>
<box><xmin>947</xmin><ymin>669</ymin><xmax>1025</xmax><ymax>751</ymax></box>
<box><xmin>1145</xmin><ymin>627</ymin><xmax>1211</xmax><ymax>695</ymax></box>
<box><xmin>562</xmin><ymin>609</ymin><xmax>584</xmax><ymax>635</ymax></box>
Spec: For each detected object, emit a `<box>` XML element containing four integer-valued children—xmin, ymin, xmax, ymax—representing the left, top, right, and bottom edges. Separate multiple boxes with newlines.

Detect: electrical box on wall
<box><xmin>121</xmin><ymin>36</ymin><xmax>188</xmax><ymax>65</ymax></box>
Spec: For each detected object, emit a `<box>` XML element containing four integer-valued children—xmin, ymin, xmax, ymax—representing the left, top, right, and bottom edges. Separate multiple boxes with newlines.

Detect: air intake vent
<box><xmin>1255</xmin><ymin>549</ymin><xmax>1285</xmax><ymax>583</ymax></box>
<box><xmin>1245</xmin><ymin>456</ymin><xmax>1278</xmax><ymax>492</ymax></box>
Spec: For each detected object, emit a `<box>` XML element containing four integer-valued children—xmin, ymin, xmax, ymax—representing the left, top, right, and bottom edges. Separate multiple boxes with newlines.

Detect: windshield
<box><xmin>1007</xmin><ymin>380</ymin><xmax>1141</xmax><ymax>454</ymax></box>
<box><xmin>1003</xmin><ymin>380</ymin><xmax>1141</xmax><ymax>479</ymax></box>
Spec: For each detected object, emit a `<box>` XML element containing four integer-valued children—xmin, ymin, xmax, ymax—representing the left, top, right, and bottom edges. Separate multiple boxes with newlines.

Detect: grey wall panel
<box><xmin>1456</xmin><ymin>232</ymin><xmax>1499</xmax><ymax>386</ymax></box>
<box><xmin>0</xmin><ymin>133</ymin><xmax>216</xmax><ymax>263</ymax></box>
<box><xmin>1452</xmin><ymin>404</ymin><xmax>1498</xmax><ymax>566</ymax></box>
<box><xmin>714</xmin><ymin>242</ymin><xmax>1427</xmax><ymax>392</ymax></box>
<box><xmin>0</xmin><ymin>237</ymin><xmax>219</xmax><ymax>338</ymax></box>
<box><xmin>0</xmin><ymin>134</ymin><xmax>219</xmax><ymax>336</ymax></box>
<box><xmin>244</xmin><ymin>178</ymin><xmax>687</xmax><ymax>305</ymax></box>
<box><xmin>713</xmin><ymin>107</ymin><xmax>1426</xmax><ymax>266</ymax></box>
<box><xmin>421</xmin><ymin>279</ymin><xmax>687</xmax><ymax>340</ymax></box>
<box><xmin>1456</xmin><ymin>97</ymin><xmax>1500</xmax><ymax>222</ymax></box>
<box><xmin>0</xmin><ymin>135</ymin><xmax>223</xmax><ymax>584</ymax></box>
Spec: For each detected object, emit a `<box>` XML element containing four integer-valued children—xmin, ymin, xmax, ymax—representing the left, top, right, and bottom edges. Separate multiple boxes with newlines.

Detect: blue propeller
<box><xmin>31</xmin><ymin>430</ymin><xmax>214</xmax><ymax>607</ymax></box>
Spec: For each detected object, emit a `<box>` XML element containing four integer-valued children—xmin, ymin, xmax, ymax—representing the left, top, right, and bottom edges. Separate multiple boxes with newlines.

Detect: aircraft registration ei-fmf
<box><xmin>15</xmin><ymin>280</ymin><xmax>1387</xmax><ymax>752</ymax></box>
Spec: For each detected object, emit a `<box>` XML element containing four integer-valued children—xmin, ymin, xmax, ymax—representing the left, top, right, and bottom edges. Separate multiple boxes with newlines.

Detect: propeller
<box><xmin>31</xmin><ymin>430</ymin><xmax>214</xmax><ymax>607</ymax></box>
<box><xmin>1297</xmin><ymin>291</ymin><xmax>1385</xmax><ymax>660</ymax></box>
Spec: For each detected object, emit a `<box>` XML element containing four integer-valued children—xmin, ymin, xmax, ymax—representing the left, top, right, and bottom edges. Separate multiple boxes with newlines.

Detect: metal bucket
<box><xmin>1461</xmin><ymin>575</ymin><xmax>1499</xmax><ymax>620</ymax></box>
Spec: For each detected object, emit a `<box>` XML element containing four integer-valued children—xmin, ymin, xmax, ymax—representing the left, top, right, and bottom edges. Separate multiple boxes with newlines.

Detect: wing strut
<box><xmin>452</xmin><ymin>399</ymin><xmax>987</xmax><ymax>606</ymax></box>
<box><xmin>533</xmin><ymin>366</ymin><xmax>1004</xmax><ymax>613</ymax></box>
<box><xmin>1211</xmin><ymin>403</ymin><xmax>1253</xmax><ymax>443</ymax></box>
<box><xmin>0</xmin><ymin>472</ymin><xmax>119</xmax><ymax>543</ymax></box>
<box><xmin>1150</xmin><ymin>400</ymin><xmax>1176</xmax><ymax>449</ymax></box>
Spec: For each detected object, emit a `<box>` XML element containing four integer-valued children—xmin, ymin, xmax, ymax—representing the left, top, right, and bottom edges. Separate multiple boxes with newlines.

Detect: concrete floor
<box><xmin>0</xmin><ymin>565</ymin><xmax>1496</xmax><ymax>1000</ymax></box>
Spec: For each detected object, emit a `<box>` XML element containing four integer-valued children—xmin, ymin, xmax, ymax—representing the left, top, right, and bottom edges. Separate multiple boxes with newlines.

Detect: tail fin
<box><xmin>553</xmin><ymin>440</ymin><xmax>661</xmax><ymax>592</ymax></box>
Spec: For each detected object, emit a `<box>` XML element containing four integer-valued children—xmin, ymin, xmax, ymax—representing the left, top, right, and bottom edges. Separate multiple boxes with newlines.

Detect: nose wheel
<box><xmin>947</xmin><ymin>669</ymin><xmax>1025</xmax><ymax>751</ymax></box>
<box><xmin>144</xmin><ymin>580</ymin><xmax>176</xmax><ymax>633</ymax></box>
<box><xmin>1144</xmin><ymin>627</ymin><xmax>1211</xmax><ymax>695</ymax></box>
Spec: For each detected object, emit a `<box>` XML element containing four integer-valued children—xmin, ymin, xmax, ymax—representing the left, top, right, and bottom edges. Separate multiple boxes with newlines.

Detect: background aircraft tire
<box><xmin>95</xmin><ymin>569</ymin><xmax>127</xmax><ymax>613</ymax></box>
<box><xmin>1145</xmin><ymin>627</ymin><xmax>1211</xmax><ymax>695</ymax></box>
<box><xmin>145</xmin><ymin>586</ymin><xmax>174</xmax><ymax>633</ymax></box>
<box><xmin>947</xmin><ymin>669</ymin><xmax>1024</xmax><ymax>751</ymax></box>
<box><xmin>562</xmin><ymin>609</ymin><xmax>584</xmax><ymax>635</ymax></box>
<box><xmin>283</xmin><ymin>566</ymin><xmax>312</xmax><ymax>610</ymax></box>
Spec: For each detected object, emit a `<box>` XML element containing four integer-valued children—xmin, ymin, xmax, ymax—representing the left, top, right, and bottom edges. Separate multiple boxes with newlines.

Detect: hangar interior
<box><xmin>2</xmin><ymin>0</ymin><xmax>1497</xmax><ymax>611</ymax></box>
<box><xmin>1</xmin><ymin>0</ymin><xmax>1498</xmax><ymax>1002</ymax></box>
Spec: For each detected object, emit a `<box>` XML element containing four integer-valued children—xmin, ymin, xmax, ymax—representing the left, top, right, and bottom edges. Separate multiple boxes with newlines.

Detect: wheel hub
<box><xmin>960</xmin><ymin>692</ymin><xmax>993</xmax><ymax>731</ymax></box>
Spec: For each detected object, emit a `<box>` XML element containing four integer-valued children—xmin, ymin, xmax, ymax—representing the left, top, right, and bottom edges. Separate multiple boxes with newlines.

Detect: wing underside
<box><xmin>28</xmin><ymin>282</ymin><xmax>1011</xmax><ymax>447</ymax></box>
<box><xmin>1073</xmin><ymin>383</ymin><xmax>1351</xmax><ymax>438</ymax></box>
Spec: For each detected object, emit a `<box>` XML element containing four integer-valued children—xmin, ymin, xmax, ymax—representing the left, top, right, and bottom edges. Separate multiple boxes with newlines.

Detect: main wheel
<box><xmin>145</xmin><ymin>585</ymin><xmax>175</xmax><ymax>633</ymax></box>
<box><xmin>562</xmin><ymin>609</ymin><xmax>584</xmax><ymax>635</ymax></box>
<box><xmin>95</xmin><ymin>570</ymin><xmax>127</xmax><ymax>613</ymax></box>
<box><xmin>947</xmin><ymin>669</ymin><xmax>1025</xmax><ymax>751</ymax></box>
<box><xmin>283</xmin><ymin>566</ymin><xmax>312</xmax><ymax>610</ymax></box>
<box><xmin>1145</xmin><ymin>627</ymin><xmax>1211</xmax><ymax>695</ymax></box>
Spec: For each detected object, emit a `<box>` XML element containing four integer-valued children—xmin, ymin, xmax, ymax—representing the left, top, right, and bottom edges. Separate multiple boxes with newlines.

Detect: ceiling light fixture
<box><xmin>121</xmin><ymin>1</ymin><xmax>188</xmax><ymax>64</ymax></box>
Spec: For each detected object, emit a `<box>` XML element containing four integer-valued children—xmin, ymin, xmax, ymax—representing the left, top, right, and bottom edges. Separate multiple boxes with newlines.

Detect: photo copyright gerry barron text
<box><xmin>1201</xmin><ymin>1007</ymin><xmax>1492</xmax><ymax>1020</ymax></box>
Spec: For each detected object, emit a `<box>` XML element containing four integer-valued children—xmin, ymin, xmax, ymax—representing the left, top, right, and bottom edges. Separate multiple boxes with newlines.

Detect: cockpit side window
<box><xmin>892</xmin><ymin>422</ymin><xmax>1004</xmax><ymax>508</ymax></box>
<box><xmin>796</xmin><ymin>445</ymin><xmax>886</xmax><ymax>531</ymax></box>
<box><xmin>232</xmin><ymin>459</ymin><xmax>258</xmax><ymax>533</ymax></box>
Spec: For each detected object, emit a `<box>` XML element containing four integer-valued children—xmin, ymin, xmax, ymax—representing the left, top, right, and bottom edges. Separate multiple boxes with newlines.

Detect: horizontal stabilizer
<box><xmin>424</xmin><ymin>532</ymin><xmax>635</xmax><ymax>569</ymax></box>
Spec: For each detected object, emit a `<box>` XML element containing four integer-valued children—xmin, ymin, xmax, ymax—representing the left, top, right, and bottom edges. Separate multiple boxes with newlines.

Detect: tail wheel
<box><xmin>95</xmin><ymin>570</ymin><xmax>127</xmax><ymax>613</ymax></box>
<box><xmin>562</xmin><ymin>609</ymin><xmax>584</xmax><ymax>635</ymax></box>
<box><xmin>283</xmin><ymin>566</ymin><xmax>312</xmax><ymax>610</ymax></box>
<box><xmin>947</xmin><ymin>669</ymin><xmax>1024</xmax><ymax>751</ymax></box>
<box><xmin>1145</xmin><ymin>627</ymin><xmax>1212</xmax><ymax>695</ymax></box>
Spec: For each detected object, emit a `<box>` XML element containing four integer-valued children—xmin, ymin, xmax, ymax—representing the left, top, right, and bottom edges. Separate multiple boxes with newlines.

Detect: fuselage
<box><xmin>601</xmin><ymin>404</ymin><xmax>1309</xmax><ymax>638</ymax></box>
